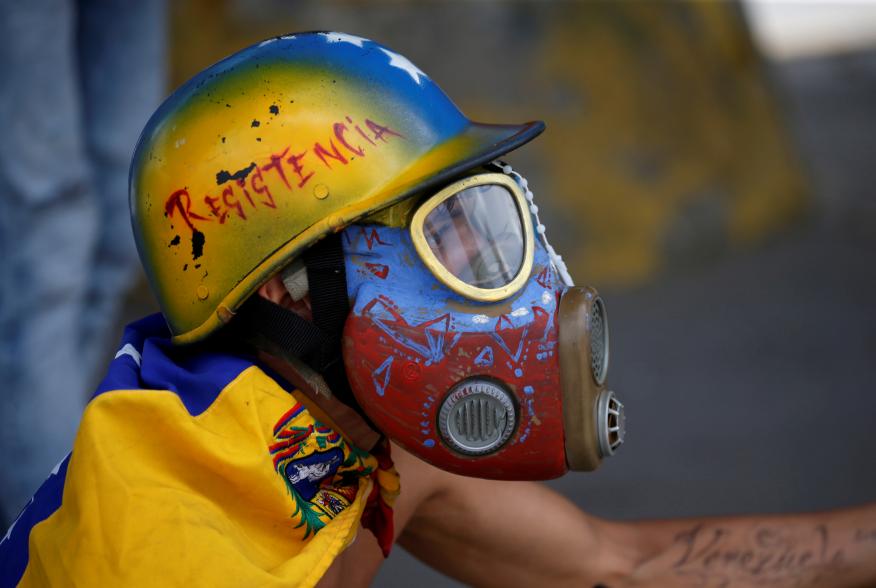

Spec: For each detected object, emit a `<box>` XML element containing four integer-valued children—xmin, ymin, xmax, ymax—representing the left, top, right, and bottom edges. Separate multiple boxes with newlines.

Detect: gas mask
<box><xmin>341</xmin><ymin>166</ymin><xmax>625</xmax><ymax>480</ymax></box>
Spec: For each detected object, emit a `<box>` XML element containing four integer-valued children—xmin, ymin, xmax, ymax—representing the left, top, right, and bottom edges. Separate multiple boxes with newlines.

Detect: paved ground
<box><xmin>374</xmin><ymin>49</ymin><xmax>876</xmax><ymax>586</ymax></box>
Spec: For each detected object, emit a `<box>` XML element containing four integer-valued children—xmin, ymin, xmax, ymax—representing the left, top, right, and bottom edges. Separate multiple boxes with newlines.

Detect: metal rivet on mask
<box><xmin>196</xmin><ymin>285</ymin><xmax>209</xmax><ymax>300</ymax></box>
<box><xmin>313</xmin><ymin>184</ymin><xmax>330</xmax><ymax>200</ymax></box>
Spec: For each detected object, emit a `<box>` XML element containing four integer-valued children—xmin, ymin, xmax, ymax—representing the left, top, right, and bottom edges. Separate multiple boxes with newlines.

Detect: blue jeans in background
<box><xmin>0</xmin><ymin>0</ymin><xmax>167</xmax><ymax>522</ymax></box>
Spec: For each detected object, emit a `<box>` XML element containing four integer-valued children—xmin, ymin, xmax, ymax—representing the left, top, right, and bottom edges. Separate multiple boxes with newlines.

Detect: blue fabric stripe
<box><xmin>0</xmin><ymin>454</ymin><xmax>70</xmax><ymax>587</ymax></box>
<box><xmin>95</xmin><ymin>314</ymin><xmax>255</xmax><ymax>416</ymax></box>
<box><xmin>95</xmin><ymin>313</ymin><xmax>167</xmax><ymax>396</ymax></box>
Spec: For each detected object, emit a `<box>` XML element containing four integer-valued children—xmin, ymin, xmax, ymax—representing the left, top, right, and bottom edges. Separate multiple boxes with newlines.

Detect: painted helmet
<box><xmin>130</xmin><ymin>32</ymin><xmax>544</xmax><ymax>344</ymax></box>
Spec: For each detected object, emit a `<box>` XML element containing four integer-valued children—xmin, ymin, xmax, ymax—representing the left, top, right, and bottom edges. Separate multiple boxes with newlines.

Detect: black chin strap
<box><xmin>303</xmin><ymin>233</ymin><xmax>350</xmax><ymax>370</ymax></box>
<box><xmin>302</xmin><ymin>233</ymin><xmax>360</xmax><ymax>410</ymax></box>
<box><xmin>235</xmin><ymin>233</ymin><xmax>371</xmax><ymax>422</ymax></box>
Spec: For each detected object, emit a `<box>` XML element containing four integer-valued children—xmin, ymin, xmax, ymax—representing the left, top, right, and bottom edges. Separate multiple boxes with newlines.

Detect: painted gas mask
<box><xmin>341</xmin><ymin>166</ymin><xmax>625</xmax><ymax>480</ymax></box>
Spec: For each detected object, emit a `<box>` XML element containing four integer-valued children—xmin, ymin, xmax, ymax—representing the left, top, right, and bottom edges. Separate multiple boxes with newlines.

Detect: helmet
<box><xmin>131</xmin><ymin>32</ymin><xmax>544</xmax><ymax>344</ymax></box>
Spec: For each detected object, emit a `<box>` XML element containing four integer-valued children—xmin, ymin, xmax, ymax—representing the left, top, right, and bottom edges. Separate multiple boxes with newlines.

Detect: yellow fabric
<box><xmin>20</xmin><ymin>366</ymin><xmax>371</xmax><ymax>587</ymax></box>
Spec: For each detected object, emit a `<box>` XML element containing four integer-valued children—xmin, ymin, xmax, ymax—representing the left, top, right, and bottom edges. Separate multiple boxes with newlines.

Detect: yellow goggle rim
<box><xmin>410</xmin><ymin>172</ymin><xmax>535</xmax><ymax>302</ymax></box>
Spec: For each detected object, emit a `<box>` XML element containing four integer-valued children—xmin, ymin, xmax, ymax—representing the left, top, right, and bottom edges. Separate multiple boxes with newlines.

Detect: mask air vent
<box><xmin>590</xmin><ymin>297</ymin><xmax>609</xmax><ymax>385</ymax></box>
<box><xmin>438</xmin><ymin>379</ymin><xmax>517</xmax><ymax>456</ymax></box>
<box><xmin>596</xmin><ymin>389</ymin><xmax>625</xmax><ymax>457</ymax></box>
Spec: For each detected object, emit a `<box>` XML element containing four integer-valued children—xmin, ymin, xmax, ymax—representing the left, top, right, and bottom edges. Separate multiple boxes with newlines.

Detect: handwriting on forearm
<box><xmin>671</xmin><ymin>523</ymin><xmax>845</xmax><ymax>587</ymax></box>
<box><xmin>854</xmin><ymin>528</ymin><xmax>876</xmax><ymax>544</ymax></box>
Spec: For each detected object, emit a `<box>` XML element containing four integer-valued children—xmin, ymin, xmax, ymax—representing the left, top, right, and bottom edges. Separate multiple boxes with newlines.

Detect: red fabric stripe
<box><xmin>271</xmin><ymin>444</ymin><xmax>303</xmax><ymax>468</ymax></box>
<box><xmin>272</xmin><ymin>402</ymin><xmax>305</xmax><ymax>436</ymax></box>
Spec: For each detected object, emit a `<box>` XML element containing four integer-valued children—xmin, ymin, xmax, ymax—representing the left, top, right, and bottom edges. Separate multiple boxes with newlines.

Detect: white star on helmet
<box><xmin>379</xmin><ymin>47</ymin><xmax>428</xmax><ymax>85</ymax></box>
<box><xmin>258</xmin><ymin>34</ymin><xmax>297</xmax><ymax>47</ymax></box>
<box><xmin>321</xmin><ymin>32</ymin><xmax>368</xmax><ymax>48</ymax></box>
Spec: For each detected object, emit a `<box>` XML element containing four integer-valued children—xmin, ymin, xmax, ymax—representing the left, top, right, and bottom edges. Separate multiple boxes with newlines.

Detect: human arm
<box><xmin>397</xmin><ymin>460</ymin><xmax>876</xmax><ymax>587</ymax></box>
<box><xmin>613</xmin><ymin>507</ymin><xmax>876</xmax><ymax>587</ymax></box>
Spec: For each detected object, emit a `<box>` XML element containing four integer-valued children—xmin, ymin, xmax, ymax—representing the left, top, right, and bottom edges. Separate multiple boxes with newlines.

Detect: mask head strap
<box><xmin>234</xmin><ymin>233</ymin><xmax>375</xmax><ymax>427</ymax></box>
<box><xmin>301</xmin><ymin>233</ymin><xmax>369</xmax><ymax>418</ymax></box>
<box><xmin>303</xmin><ymin>233</ymin><xmax>350</xmax><ymax>369</ymax></box>
<box><xmin>236</xmin><ymin>295</ymin><xmax>329</xmax><ymax>362</ymax></box>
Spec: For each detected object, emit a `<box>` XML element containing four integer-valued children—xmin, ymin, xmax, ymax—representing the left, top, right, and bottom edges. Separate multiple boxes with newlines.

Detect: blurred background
<box><xmin>1</xmin><ymin>1</ymin><xmax>875</xmax><ymax>585</ymax></box>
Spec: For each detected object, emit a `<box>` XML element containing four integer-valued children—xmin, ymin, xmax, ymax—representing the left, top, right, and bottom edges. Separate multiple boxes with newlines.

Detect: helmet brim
<box><xmin>378</xmin><ymin>120</ymin><xmax>546</xmax><ymax>205</ymax></box>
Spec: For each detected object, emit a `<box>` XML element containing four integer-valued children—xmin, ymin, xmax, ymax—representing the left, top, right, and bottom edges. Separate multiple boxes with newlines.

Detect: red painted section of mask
<box><xmin>343</xmin><ymin>295</ymin><xmax>567</xmax><ymax>480</ymax></box>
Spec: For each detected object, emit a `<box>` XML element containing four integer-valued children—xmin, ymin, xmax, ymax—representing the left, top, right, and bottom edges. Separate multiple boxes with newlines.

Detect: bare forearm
<box><xmin>399</xmin><ymin>479</ymin><xmax>625</xmax><ymax>587</ymax></box>
<box><xmin>608</xmin><ymin>502</ymin><xmax>876</xmax><ymax>587</ymax></box>
<box><xmin>400</xmin><ymin>469</ymin><xmax>876</xmax><ymax>588</ymax></box>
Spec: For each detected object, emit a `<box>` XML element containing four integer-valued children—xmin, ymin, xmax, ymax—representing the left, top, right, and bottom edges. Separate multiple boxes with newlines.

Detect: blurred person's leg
<box><xmin>0</xmin><ymin>0</ymin><xmax>167</xmax><ymax>524</ymax></box>
<box><xmin>77</xmin><ymin>0</ymin><xmax>167</xmax><ymax>376</ymax></box>
<box><xmin>0</xmin><ymin>0</ymin><xmax>98</xmax><ymax>519</ymax></box>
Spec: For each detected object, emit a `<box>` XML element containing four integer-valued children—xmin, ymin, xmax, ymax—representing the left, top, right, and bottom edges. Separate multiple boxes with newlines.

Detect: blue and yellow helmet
<box><xmin>131</xmin><ymin>32</ymin><xmax>544</xmax><ymax>344</ymax></box>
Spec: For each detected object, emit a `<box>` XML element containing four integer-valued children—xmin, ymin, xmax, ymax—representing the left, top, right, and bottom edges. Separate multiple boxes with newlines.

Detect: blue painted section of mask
<box><xmin>341</xmin><ymin>224</ymin><xmax>561</xmax><ymax>347</ymax></box>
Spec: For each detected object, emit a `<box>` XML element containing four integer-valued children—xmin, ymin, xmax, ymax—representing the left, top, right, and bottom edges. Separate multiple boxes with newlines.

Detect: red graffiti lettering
<box><xmin>313</xmin><ymin>139</ymin><xmax>349</xmax><ymax>169</ymax></box>
<box><xmin>204</xmin><ymin>194</ymin><xmax>227</xmax><ymax>223</ymax></box>
<box><xmin>163</xmin><ymin>115</ymin><xmax>405</xmax><ymax>236</ymax></box>
<box><xmin>262</xmin><ymin>147</ymin><xmax>292</xmax><ymax>190</ymax></box>
<box><xmin>165</xmin><ymin>188</ymin><xmax>209</xmax><ymax>231</ymax></box>
<box><xmin>286</xmin><ymin>149</ymin><xmax>313</xmax><ymax>187</ymax></box>
<box><xmin>347</xmin><ymin>116</ymin><xmax>376</xmax><ymax>147</ymax></box>
<box><xmin>222</xmin><ymin>185</ymin><xmax>246</xmax><ymax>220</ymax></box>
<box><xmin>334</xmin><ymin>122</ymin><xmax>365</xmax><ymax>157</ymax></box>
<box><xmin>237</xmin><ymin>177</ymin><xmax>255</xmax><ymax>208</ymax></box>
<box><xmin>365</xmin><ymin>119</ymin><xmax>403</xmax><ymax>143</ymax></box>
<box><xmin>249</xmin><ymin>166</ymin><xmax>275</xmax><ymax>208</ymax></box>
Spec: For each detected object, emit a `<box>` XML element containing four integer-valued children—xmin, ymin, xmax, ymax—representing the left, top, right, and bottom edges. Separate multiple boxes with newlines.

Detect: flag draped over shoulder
<box><xmin>0</xmin><ymin>314</ymin><xmax>398</xmax><ymax>587</ymax></box>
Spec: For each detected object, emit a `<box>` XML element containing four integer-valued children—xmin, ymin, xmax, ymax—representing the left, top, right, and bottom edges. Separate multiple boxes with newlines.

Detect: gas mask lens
<box><xmin>423</xmin><ymin>185</ymin><xmax>524</xmax><ymax>288</ymax></box>
<box><xmin>411</xmin><ymin>173</ymin><xmax>535</xmax><ymax>301</ymax></box>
